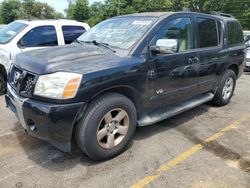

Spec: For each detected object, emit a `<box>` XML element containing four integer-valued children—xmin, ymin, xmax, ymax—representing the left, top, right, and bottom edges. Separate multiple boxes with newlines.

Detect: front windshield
<box><xmin>78</xmin><ymin>16</ymin><xmax>157</xmax><ymax>50</ymax></box>
<box><xmin>0</xmin><ymin>21</ymin><xmax>27</xmax><ymax>44</ymax></box>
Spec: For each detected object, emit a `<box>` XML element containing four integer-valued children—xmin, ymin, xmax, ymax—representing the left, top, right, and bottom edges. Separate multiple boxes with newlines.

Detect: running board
<box><xmin>137</xmin><ymin>92</ymin><xmax>214</xmax><ymax>127</ymax></box>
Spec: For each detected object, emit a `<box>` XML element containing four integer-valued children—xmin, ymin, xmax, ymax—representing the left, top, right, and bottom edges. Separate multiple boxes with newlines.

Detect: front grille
<box><xmin>8</xmin><ymin>65</ymin><xmax>37</xmax><ymax>97</ymax></box>
<box><xmin>22</xmin><ymin>74</ymin><xmax>35</xmax><ymax>95</ymax></box>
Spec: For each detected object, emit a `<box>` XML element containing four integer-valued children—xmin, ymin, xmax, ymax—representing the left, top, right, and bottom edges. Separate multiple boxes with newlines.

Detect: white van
<box><xmin>0</xmin><ymin>19</ymin><xmax>90</xmax><ymax>94</ymax></box>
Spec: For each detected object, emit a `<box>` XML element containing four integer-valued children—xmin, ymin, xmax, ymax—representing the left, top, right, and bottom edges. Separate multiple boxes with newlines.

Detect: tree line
<box><xmin>1</xmin><ymin>0</ymin><xmax>250</xmax><ymax>29</ymax></box>
<box><xmin>0</xmin><ymin>0</ymin><xmax>64</xmax><ymax>24</ymax></box>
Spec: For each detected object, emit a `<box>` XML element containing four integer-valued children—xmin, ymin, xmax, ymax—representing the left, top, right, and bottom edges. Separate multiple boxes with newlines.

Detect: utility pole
<box><xmin>117</xmin><ymin>0</ymin><xmax>120</xmax><ymax>16</ymax></box>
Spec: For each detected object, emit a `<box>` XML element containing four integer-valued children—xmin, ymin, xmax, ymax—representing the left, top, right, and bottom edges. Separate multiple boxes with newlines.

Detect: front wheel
<box><xmin>75</xmin><ymin>93</ymin><xmax>137</xmax><ymax>161</ymax></box>
<box><xmin>211</xmin><ymin>69</ymin><xmax>236</xmax><ymax>106</ymax></box>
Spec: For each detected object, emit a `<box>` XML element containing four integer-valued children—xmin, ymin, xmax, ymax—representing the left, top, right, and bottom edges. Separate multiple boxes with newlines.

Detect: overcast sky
<box><xmin>0</xmin><ymin>0</ymin><xmax>103</xmax><ymax>14</ymax></box>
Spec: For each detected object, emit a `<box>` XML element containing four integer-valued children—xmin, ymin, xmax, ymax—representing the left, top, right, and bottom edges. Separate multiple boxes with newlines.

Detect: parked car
<box><xmin>244</xmin><ymin>30</ymin><xmax>250</xmax><ymax>43</ymax></box>
<box><xmin>0</xmin><ymin>19</ymin><xmax>90</xmax><ymax>95</ymax></box>
<box><xmin>244</xmin><ymin>31</ymin><xmax>250</xmax><ymax>47</ymax></box>
<box><xmin>6</xmin><ymin>12</ymin><xmax>245</xmax><ymax>161</ymax></box>
<box><xmin>244</xmin><ymin>31</ymin><xmax>250</xmax><ymax>72</ymax></box>
<box><xmin>245</xmin><ymin>49</ymin><xmax>250</xmax><ymax>72</ymax></box>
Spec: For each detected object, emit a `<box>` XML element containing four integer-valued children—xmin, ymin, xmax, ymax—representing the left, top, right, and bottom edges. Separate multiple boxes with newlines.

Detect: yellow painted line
<box><xmin>130</xmin><ymin>114</ymin><xmax>250</xmax><ymax>188</ymax></box>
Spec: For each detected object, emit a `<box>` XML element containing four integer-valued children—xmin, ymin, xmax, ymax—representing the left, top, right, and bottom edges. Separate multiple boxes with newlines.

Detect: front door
<box><xmin>18</xmin><ymin>25</ymin><xmax>59</xmax><ymax>53</ymax></box>
<box><xmin>147</xmin><ymin>16</ymin><xmax>200</xmax><ymax>110</ymax></box>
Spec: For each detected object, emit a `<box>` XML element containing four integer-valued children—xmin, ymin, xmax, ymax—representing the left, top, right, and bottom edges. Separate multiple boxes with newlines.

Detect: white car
<box><xmin>245</xmin><ymin>49</ymin><xmax>250</xmax><ymax>72</ymax></box>
<box><xmin>0</xmin><ymin>24</ymin><xmax>6</xmax><ymax>30</ymax></box>
<box><xmin>0</xmin><ymin>19</ymin><xmax>90</xmax><ymax>94</ymax></box>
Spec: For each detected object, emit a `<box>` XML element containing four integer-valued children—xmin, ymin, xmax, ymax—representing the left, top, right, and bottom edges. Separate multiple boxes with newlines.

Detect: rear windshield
<box><xmin>227</xmin><ymin>21</ymin><xmax>244</xmax><ymax>46</ymax></box>
<box><xmin>0</xmin><ymin>21</ymin><xmax>27</xmax><ymax>44</ymax></box>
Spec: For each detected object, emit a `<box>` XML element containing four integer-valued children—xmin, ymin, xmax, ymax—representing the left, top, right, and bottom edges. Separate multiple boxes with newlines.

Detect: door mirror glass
<box><xmin>152</xmin><ymin>39</ymin><xmax>179</xmax><ymax>54</ymax></box>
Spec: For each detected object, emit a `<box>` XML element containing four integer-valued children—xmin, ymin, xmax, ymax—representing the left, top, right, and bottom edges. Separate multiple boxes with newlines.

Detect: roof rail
<box><xmin>211</xmin><ymin>11</ymin><xmax>234</xmax><ymax>18</ymax></box>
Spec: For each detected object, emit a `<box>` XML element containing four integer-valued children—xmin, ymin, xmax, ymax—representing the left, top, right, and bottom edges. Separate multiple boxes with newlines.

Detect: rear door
<box><xmin>61</xmin><ymin>25</ymin><xmax>86</xmax><ymax>45</ymax></box>
<box><xmin>194</xmin><ymin>16</ymin><xmax>223</xmax><ymax>93</ymax></box>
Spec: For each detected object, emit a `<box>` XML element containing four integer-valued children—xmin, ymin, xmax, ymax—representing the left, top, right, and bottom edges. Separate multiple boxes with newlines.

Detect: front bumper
<box><xmin>5</xmin><ymin>84</ymin><xmax>86</xmax><ymax>152</ymax></box>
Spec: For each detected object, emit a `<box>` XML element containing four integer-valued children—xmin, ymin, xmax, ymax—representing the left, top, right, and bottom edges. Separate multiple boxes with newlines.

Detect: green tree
<box><xmin>22</xmin><ymin>0</ymin><xmax>62</xmax><ymax>19</ymax></box>
<box><xmin>0</xmin><ymin>0</ymin><xmax>22</xmax><ymax>24</ymax></box>
<box><xmin>66</xmin><ymin>0</ymin><xmax>90</xmax><ymax>21</ymax></box>
<box><xmin>22</xmin><ymin>0</ymin><xmax>34</xmax><ymax>19</ymax></box>
<box><xmin>65</xmin><ymin>0</ymin><xmax>75</xmax><ymax>19</ymax></box>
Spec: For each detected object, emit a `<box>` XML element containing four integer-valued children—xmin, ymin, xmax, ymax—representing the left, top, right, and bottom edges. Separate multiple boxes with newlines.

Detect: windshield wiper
<box><xmin>83</xmin><ymin>40</ymin><xmax>116</xmax><ymax>53</ymax></box>
<box><xmin>74</xmin><ymin>39</ymin><xmax>84</xmax><ymax>45</ymax></box>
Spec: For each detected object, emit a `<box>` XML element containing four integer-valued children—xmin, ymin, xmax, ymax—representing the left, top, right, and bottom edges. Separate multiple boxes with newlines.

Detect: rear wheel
<box><xmin>0</xmin><ymin>73</ymin><xmax>6</xmax><ymax>95</ymax></box>
<box><xmin>75</xmin><ymin>93</ymin><xmax>137</xmax><ymax>161</ymax></box>
<box><xmin>211</xmin><ymin>69</ymin><xmax>236</xmax><ymax>106</ymax></box>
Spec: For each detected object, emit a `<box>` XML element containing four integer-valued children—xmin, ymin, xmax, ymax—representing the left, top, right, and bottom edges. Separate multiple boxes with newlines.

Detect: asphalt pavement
<box><xmin>0</xmin><ymin>73</ymin><xmax>250</xmax><ymax>188</ymax></box>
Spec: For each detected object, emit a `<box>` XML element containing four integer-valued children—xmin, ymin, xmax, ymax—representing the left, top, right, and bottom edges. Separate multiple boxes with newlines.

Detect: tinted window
<box><xmin>20</xmin><ymin>26</ymin><xmax>58</xmax><ymax>47</ymax></box>
<box><xmin>197</xmin><ymin>18</ymin><xmax>218</xmax><ymax>48</ymax></box>
<box><xmin>227</xmin><ymin>21</ymin><xmax>244</xmax><ymax>46</ymax></box>
<box><xmin>154</xmin><ymin>18</ymin><xmax>193</xmax><ymax>52</ymax></box>
<box><xmin>0</xmin><ymin>21</ymin><xmax>27</xmax><ymax>44</ymax></box>
<box><xmin>62</xmin><ymin>26</ymin><xmax>86</xmax><ymax>44</ymax></box>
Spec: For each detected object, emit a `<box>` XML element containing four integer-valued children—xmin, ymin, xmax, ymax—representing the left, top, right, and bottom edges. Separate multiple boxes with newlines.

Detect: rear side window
<box><xmin>20</xmin><ymin>26</ymin><xmax>58</xmax><ymax>47</ymax></box>
<box><xmin>62</xmin><ymin>26</ymin><xmax>86</xmax><ymax>44</ymax></box>
<box><xmin>227</xmin><ymin>21</ymin><xmax>244</xmax><ymax>46</ymax></box>
<box><xmin>197</xmin><ymin>18</ymin><xmax>218</xmax><ymax>48</ymax></box>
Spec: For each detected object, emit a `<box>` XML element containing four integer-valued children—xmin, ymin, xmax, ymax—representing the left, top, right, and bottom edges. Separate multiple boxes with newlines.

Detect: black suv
<box><xmin>5</xmin><ymin>12</ymin><xmax>245</xmax><ymax>160</ymax></box>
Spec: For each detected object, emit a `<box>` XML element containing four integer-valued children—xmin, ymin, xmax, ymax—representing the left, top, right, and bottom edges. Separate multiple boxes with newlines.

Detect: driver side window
<box><xmin>154</xmin><ymin>18</ymin><xmax>193</xmax><ymax>52</ymax></box>
<box><xmin>19</xmin><ymin>26</ymin><xmax>58</xmax><ymax>48</ymax></box>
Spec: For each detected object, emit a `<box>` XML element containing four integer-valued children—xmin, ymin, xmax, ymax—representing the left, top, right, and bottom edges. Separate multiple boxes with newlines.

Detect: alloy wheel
<box><xmin>96</xmin><ymin>108</ymin><xmax>129</xmax><ymax>149</ymax></box>
<box><xmin>222</xmin><ymin>77</ymin><xmax>234</xmax><ymax>100</ymax></box>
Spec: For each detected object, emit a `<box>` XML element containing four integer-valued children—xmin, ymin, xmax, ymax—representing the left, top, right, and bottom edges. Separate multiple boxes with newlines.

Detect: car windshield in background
<box><xmin>78</xmin><ymin>17</ymin><xmax>157</xmax><ymax>50</ymax></box>
<box><xmin>0</xmin><ymin>21</ymin><xmax>27</xmax><ymax>44</ymax></box>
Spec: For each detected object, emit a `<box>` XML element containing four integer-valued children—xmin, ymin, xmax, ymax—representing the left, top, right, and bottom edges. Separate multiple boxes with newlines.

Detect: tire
<box><xmin>0</xmin><ymin>73</ymin><xmax>6</xmax><ymax>95</ymax></box>
<box><xmin>75</xmin><ymin>93</ymin><xmax>137</xmax><ymax>161</ymax></box>
<box><xmin>211</xmin><ymin>69</ymin><xmax>236</xmax><ymax>106</ymax></box>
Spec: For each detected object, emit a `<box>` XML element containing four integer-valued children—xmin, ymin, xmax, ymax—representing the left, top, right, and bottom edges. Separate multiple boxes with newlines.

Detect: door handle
<box><xmin>188</xmin><ymin>57</ymin><xmax>199</xmax><ymax>64</ymax></box>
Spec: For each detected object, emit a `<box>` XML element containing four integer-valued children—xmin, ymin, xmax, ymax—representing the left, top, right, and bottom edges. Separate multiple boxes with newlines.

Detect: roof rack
<box><xmin>211</xmin><ymin>11</ymin><xmax>234</xmax><ymax>18</ymax></box>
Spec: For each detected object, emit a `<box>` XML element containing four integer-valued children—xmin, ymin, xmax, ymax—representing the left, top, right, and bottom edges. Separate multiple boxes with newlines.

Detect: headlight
<box><xmin>0</xmin><ymin>53</ymin><xmax>12</xmax><ymax>72</ymax></box>
<box><xmin>34</xmin><ymin>72</ymin><xmax>82</xmax><ymax>100</ymax></box>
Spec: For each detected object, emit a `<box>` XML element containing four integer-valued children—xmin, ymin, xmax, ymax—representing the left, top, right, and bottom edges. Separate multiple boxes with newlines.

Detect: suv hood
<box><xmin>14</xmin><ymin>44</ymin><xmax>121</xmax><ymax>75</ymax></box>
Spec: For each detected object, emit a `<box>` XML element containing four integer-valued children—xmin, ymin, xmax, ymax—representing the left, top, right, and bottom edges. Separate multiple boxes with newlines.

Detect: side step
<box><xmin>137</xmin><ymin>92</ymin><xmax>214</xmax><ymax>127</ymax></box>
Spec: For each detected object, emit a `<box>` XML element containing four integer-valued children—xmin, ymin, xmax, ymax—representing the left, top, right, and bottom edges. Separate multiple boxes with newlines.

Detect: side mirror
<box><xmin>150</xmin><ymin>39</ymin><xmax>179</xmax><ymax>55</ymax></box>
<box><xmin>17</xmin><ymin>39</ymin><xmax>25</xmax><ymax>49</ymax></box>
